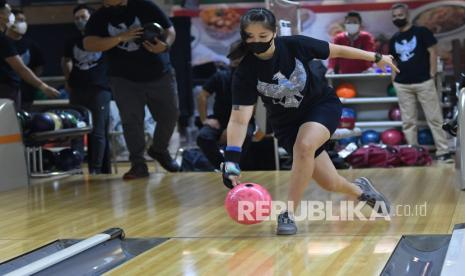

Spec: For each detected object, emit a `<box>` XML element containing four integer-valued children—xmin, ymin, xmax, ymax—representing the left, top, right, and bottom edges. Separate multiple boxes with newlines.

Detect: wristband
<box><xmin>226</xmin><ymin>146</ymin><xmax>241</xmax><ymax>152</ymax></box>
<box><xmin>374</xmin><ymin>52</ymin><xmax>382</xmax><ymax>63</ymax></box>
<box><xmin>225</xmin><ymin>147</ymin><xmax>241</xmax><ymax>163</ymax></box>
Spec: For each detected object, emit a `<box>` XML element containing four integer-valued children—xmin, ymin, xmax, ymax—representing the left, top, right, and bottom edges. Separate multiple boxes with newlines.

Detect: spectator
<box><xmin>83</xmin><ymin>0</ymin><xmax>180</xmax><ymax>179</ymax></box>
<box><xmin>389</xmin><ymin>3</ymin><xmax>453</xmax><ymax>162</ymax></box>
<box><xmin>196</xmin><ymin>51</ymin><xmax>255</xmax><ymax>170</ymax></box>
<box><xmin>62</xmin><ymin>4</ymin><xmax>112</xmax><ymax>174</ymax></box>
<box><xmin>328</xmin><ymin>11</ymin><xmax>375</xmax><ymax>74</ymax></box>
<box><xmin>6</xmin><ymin>9</ymin><xmax>45</xmax><ymax>110</ymax></box>
<box><xmin>0</xmin><ymin>2</ymin><xmax>58</xmax><ymax>110</ymax></box>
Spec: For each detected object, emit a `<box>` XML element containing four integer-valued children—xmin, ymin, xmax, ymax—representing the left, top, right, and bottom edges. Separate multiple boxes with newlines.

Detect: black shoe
<box><xmin>354</xmin><ymin>177</ymin><xmax>391</xmax><ymax>215</ymax></box>
<box><xmin>147</xmin><ymin>148</ymin><xmax>180</xmax><ymax>172</ymax></box>
<box><xmin>123</xmin><ymin>163</ymin><xmax>149</xmax><ymax>180</ymax></box>
<box><xmin>436</xmin><ymin>153</ymin><xmax>454</xmax><ymax>163</ymax></box>
<box><xmin>277</xmin><ymin>211</ymin><xmax>297</xmax><ymax>235</ymax></box>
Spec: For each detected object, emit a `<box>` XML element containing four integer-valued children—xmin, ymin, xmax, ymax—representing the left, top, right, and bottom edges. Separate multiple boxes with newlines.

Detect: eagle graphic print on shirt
<box><xmin>107</xmin><ymin>16</ymin><xmax>142</xmax><ymax>52</ymax></box>
<box><xmin>395</xmin><ymin>36</ymin><xmax>416</xmax><ymax>62</ymax></box>
<box><xmin>257</xmin><ymin>58</ymin><xmax>307</xmax><ymax>108</ymax></box>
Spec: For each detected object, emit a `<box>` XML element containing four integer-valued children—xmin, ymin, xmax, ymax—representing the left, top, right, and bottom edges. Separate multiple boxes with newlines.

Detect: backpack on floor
<box><xmin>346</xmin><ymin>144</ymin><xmax>402</xmax><ymax>168</ymax></box>
<box><xmin>395</xmin><ymin>145</ymin><xmax>433</xmax><ymax>166</ymax></box>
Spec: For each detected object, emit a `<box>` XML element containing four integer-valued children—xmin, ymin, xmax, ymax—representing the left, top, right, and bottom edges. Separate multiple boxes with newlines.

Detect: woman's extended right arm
<box><xmin>227</xmin><ymin>105</ymin><xmax>255</xmax><ymax>147</ymax></box>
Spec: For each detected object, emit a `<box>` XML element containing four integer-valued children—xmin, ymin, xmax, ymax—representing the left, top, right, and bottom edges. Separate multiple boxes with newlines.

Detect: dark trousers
<box><xmin>109</xmin><ymin>71</ymin><xmax>179</xmax><ymax>166</ymax></box>
<box><xmin>196</xmin><ymin>123</ymin><xmax>255</xmax><ymax>169</ymax></box>
<box><xmin>70</xmin><ymin>86</ymin><xmax>112</xmax><ymax>174</ymax></box>
<box><xmin>0</xmin><ymin>83</ymin><xmax>20</xmax><ymax>110</ymax></box>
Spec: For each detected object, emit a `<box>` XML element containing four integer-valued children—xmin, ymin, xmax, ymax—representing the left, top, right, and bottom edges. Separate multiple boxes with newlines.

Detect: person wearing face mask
<box><xmin>0</xmin><ymin>2</ymin><xmax>59</xmax><ymax>110</ymax></box>
<box><xmin>6</xmin><ymin>9</ymin><xmax>45</xmax><ymax>111</ymax></box>
<box><xmin>225</xmin><ymin>8</ymin><xmax>398</xmax><ymax>235</ymax></box>
<box><xmin>83</xmin><ymin>0</ymin><xmax>180</xmax><ymax>179</ymax></box>
<box><xmin>61</xmin><ymin>4</ymin><xmax>112</xmax><ymax>174</ymax></box>
<box><xmin>389</xmin><ymin>3</ymin><xmax>453</xmax><ymax>163</ymax></box>
<box><xmin>327</xmin><ymin>11</ymin><xmax>375</xmax><ymax>74</ymax></box>
<box><xmin>196</xmin><ymin>42</ymin><xmax>255</xmax><ymax>170</ymax></box>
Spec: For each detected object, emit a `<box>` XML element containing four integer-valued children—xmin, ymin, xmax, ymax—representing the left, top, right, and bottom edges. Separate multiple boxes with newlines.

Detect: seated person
<box><xmin>196</xmin><ymin>54</ymin><xmax>255</xmax><ymax>170</ymax></box>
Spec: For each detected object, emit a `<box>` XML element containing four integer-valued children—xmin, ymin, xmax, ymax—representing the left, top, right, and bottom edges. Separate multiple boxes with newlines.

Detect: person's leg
<box><xmin>196</xmin><ymin>125</ymin><xmax>223</xmax><ymax>169</ymax></box>
<box><xmin>109</xmin><ymin>77</ymin><xmax>149</xmax><ymax>178</ymax></box>
<box><xmin>286</xmin><ymin>122</ymin><xmax>330</xmax><ymax>212</ymax></box>
<box><xmin>393</xmin><ymin>82</ymin><xmax>419</xmax><ymax>145</ymax></box>
<box><xmin>69</xmin><ymin>88</ymin><xmax>87</xmax><ymax>158</ymax></box>
<box><xmin>145</xmin><ymin>70</ymin><xmax>180</xmax><ymax>172</ymax></box>
<box><xmin>275</xmin><ymin>122</ymin><xmax>328</xmax><ymax>235</ymax></box>
<box><xmin>312</xmin><ymin>151</ymin><xmax>361</xmax><ymax>197</ymax></box>
<box><xmin>416</xmin><ymin>79</ymin><xmax>450</xmax><ymax>157</ymax></box>
<box><xmin>312</xmin><ymin>151</ymin><xmax>390</xmax><ymax>214</ymax></box>
<box><xmin>87</xmin><ymin>88</ymin><xmax>112</xmax><ymax>174</ymax></box>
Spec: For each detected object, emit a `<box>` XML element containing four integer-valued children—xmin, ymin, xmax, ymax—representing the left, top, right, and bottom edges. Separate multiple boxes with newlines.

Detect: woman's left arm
<box><xmin>329</xmin><ymin>43</ymin><xmax>400</xmax><ymax>73</ymax></box>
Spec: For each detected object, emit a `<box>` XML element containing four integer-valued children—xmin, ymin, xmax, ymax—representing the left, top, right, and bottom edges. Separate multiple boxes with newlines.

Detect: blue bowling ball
<box><xmin>341</xmin><ymin>107</ymin><xmax>356</xmax><ymax>118</ymax></box>
<box><xmin>30</xmin><ymin>113</ymin><xmax>55</xmax><ymax>133</ymax></box>
<box><xmin>418</xmin><ymin>129</ymin><xmax>434</xmax><ymax>145</ymax></box>
<box><xmin>361</xmin><ymin>130</ymin><xmax>380</xmax><ymax>145</ymax></box>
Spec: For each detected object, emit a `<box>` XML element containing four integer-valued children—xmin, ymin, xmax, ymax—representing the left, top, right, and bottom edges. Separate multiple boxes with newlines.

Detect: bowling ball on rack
<box><xmin>336</xmin><ymin>83</ymin><xmax>356</xmax><ymax>98</ymax></box>
<box><xmin>17</xmin><ymin>110</ymin><xmax>33</xmax><ymax>134</ymax></box>
<box><xmin>339</xmin><ymin>108</ymin><xmax>356</xmax><ymax>129</ymax></box>
<box><xmin>51</xmin><ymin>110</ymin><xmax>79</xmax><ymax>129</ymax></box>
<box><xmin>44</xmin><ymin>112</ymin><xmax>63</xmax><ymax>130</ymax></box>
<box><xmin>388</xmin><ymin>106</ymin><xmax>402</xmax><ymax>121</ymax></box>
<box><xmin>387</xmin><ymin>84</ymin><xmax>397</xmax><ymax>97</ymax></box>
<box><xmin>55</xmin><ymin>148</ymin><xmax>83</xmax><ymax>171</ymax></box>
<box><xmin>381</xmin><ymin>129</ymin><xmax>404</xmax><ymax>145</ymax></box>
<box><xmin>361</xmin><ymin>130</ymin><xmax>380</xmax><ymax>145</ymax></box>
<box><xmin>418</xmin><ymin>129</ymin><xmax>434</xmax><ymax>145</ymax></box>
<box><xmin>30</xmin><ymin>112</ymin><xmax>55</xmax><ymax>133</ymax></box>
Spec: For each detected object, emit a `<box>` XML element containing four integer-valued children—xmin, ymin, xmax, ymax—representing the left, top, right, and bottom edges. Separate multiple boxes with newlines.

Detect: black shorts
<box><xmin>273</xmin><ymin>93</ymin><xmax>342</xmax><ymax>158</ymax></box>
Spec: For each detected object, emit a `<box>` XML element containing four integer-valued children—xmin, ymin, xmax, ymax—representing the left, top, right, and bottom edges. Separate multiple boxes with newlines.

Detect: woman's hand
<box><xmin>378</xmin><ymin>55</ymin><xmax>400</xmax><ymax>74</ymax></box>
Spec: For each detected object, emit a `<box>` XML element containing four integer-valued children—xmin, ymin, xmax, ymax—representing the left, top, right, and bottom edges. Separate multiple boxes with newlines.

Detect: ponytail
<box><xmin>227</xmin><ymin>41</ymin><xmax>249</xmax><ymax>60</ymax></box>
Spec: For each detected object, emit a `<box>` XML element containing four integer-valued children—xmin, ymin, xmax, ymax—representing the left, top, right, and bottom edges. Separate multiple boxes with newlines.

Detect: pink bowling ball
<box><xmin>381</xmin><ymin>129</ymin><xmax>405</xmax><ymax>145</ymax></box>
<box><xmin>225</xmin><ymin>183</ymin><xmax>272</xmax><ymax>225</ymax></box>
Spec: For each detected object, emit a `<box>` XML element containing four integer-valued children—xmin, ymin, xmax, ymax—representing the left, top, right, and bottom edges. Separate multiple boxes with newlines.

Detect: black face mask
<box><xmin>106</xmin><ymin>4</ymin><xmax>127</xmax><ymax>18</ymax></box>
<box><xmin>246</xmin><ymin>37</ymin><xmax>273</xmax><ymax>54</ymax></box>
<box><xmin>393</xmin><ymin>18</ymin><xmax>408</xmax><ymax>28</ymax></box>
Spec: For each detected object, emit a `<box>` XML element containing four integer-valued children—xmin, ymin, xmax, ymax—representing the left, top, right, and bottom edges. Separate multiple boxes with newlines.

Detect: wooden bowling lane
<box><xmin>106</xmin><ymin>236</ymin><xmax>399</xmax><ymax>276</ymax></box>
<box><xmin>0</xmin><ymin>165</ymin><xmax>460</xmax><ymax>240</ymax></box>
<box><xmin>0</xmin><ymin>164</ymin><xmax>463</xmax><ymax>275</ymax></box>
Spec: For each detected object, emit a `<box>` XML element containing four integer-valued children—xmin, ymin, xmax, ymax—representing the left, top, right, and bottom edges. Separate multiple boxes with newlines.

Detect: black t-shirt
<box><xmin>232</xmin><ymin>35</ymin><xmax>330</xmax><ymax>129</ymax></box>
<box><xmin>14</xmin><ymin>37</ymin><xmax>44</xmax><ymax>70</ymax></box>
<box><xmin>0</xmin><ymin>32</ymin><xmax>19</xmax><ymax>87</ymax></box>
<box><xmin>64</xmin><ymin>34</ymin><xmax>108</xmax><ymax>89</ymax></box>
<box><xmin>203</xmin><ymin>68</ymin><xmax>234</xmax><ymax>128</ymax></box>
<box><xmin>14</xmin><ymin>37</ymin><xmax>45</xmax><ymax>103</ymax></box>
<box><xmin>389</xmin><ymin>26</ymin><xmax>437</xmax><ymax>84</ymax></box>
<box><xmin>85</xmin><ymin>0</ymin><xmax>172</xmax><ymax>82</ymax></box>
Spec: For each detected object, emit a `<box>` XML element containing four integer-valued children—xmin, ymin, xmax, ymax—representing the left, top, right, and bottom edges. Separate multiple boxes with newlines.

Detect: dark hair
<box><xmin>227</xmin><ymin>8</ymin><xmax>276</xmax><ymax>60</ymax></box>
<box><xmin>391</xmin><ymin>3</ymin><xmax>409</xmax><ymax>11</ymax></box>
<box><xmin>11</xmin><ymin>9</ymin><xmax>23</xmax><ymax>16</ymax></box>
<box><xmin>345</xmin><ymin>11</ymin><xmax>362</xmax><ymax>23</ymax></box>
<box><xmin>73</xmin><ymin>4</ymin><xmax>93</xmax><ymax>15</ymax></box>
